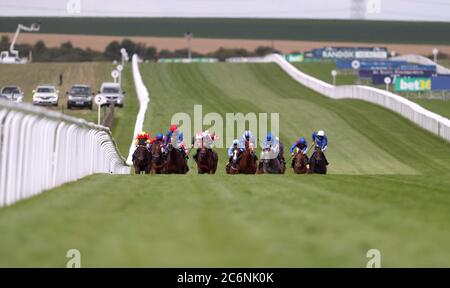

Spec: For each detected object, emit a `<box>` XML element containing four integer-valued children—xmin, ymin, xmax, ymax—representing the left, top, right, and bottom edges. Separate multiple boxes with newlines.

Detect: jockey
<box><xmin>239</xmin><ymin>130</ymin><xmax>256</xmax><ymax>151</ymax></box>
<box><xmin>164</xmin><ymin>124</ymin><xmax>179</xmax><ymax>146</ymax></box>
<box><xmin>226</xmin><ymin>139</ymin><xmax>240</xmax><ymax>167</ymax></box>
<box><xmin>311</xmin><ymin>130</ymin><xmax>329</xmax><ymax>165</ymax></box>
<box><xmin>227</xmin><ymin>139</ymin><xmax>240</xmax><ymax>157</ymax></box>
<box><xmin>193</xmin><ymin>130</ymin><xmax>218</xmax><ymax>162</ymax></box>
<box><xmin>290</xmin><ymin>137</ymin><xmax>308</xmax><ymax>168</ymax></box>
<box><xmin>135</xmin><ymin>131</ymin><xmax>150</xmax><ymax>147</ymax></box>
<box><xmin>239</xmin><ymin>130</ymin><xmax>257</xmax><ymax>160</ymax></box>
<box><xmin>151</xmin><ymin>132</ymin><xmax>164</xmax><ymax>144</ymax></box>
<box><xmin>261</xmin><ymin>132</ymin><xmax>280</xmax><ymax>160</ymax></box>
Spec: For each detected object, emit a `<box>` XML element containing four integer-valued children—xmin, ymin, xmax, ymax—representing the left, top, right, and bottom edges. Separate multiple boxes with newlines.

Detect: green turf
<box><xmin>1</xmin><ymin>17</ymin><xmax>450</xmax><ymax>44</ymax></box>
<box><xmin>294</xmin><ymin>62</ymin><xmax>358</xmax><ymax>85</ymax></box>
<box><xmin>1</xmin><ymin>63</ymin><xmax>450</xmax><ymax>267</ymax></box>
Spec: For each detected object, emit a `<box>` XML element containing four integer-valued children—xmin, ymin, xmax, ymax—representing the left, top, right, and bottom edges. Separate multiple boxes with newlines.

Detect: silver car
<box><xmin>98</xmin><ymin>82</ymin><xmax>125</xmax><ymax>107</ymax></box>
<box><xmin>0</xmin><ymin>86</ymin><xmax>24</xmax><ymax>103</ymax></box>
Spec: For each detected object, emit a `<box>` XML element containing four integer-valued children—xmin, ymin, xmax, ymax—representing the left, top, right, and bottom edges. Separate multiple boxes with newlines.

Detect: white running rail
<box><xmin>0</xmin><ymin>100</ymin><xmax>129</xmax><ymax>207</ymax></box>
<box><xmin>127</xmin><ymin>54</ymin><xmax>150</xmax><ymax>165</ymax></box>
<box><xmin>228</xmin><ymin>54</ymin><xmax>450</xmax><ymax>142</ymax></box>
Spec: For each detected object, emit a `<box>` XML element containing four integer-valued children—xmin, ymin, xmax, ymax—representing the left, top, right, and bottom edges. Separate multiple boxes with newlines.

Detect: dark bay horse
<box><xmin>150</xmin><ymin>140</ymin><xmax>165</xmax><ymax>174</ymax></box>
<box><xmin>196</xmin><ymin>147</ymin><xmax>218</xmax><ymax>174</ymax></box>
<box><xmin>257</xmin><ymin>149</ymin><xmax>283</xmax><ymax>174</ymax></box>
<box><xmin>237</xmin><ymin>140</ymin><xmax>257</xmax><ymax>174</ymax></box>
<box><xmin>293</xmin><ymin>152</ymin><xmax>309</xmax><ymax>174</ymax></box>
<box><xmin>132</xmin><ymin>145</ymin><xmax>151</xmax><ymax>174</ymax></box>
<box><xmin>163</xmin><ymin>144</ymin><xmax>189</xmax><ymax>174</ymax></box>
<box><xmin>309</xmin><ymin>147</ymin><xmax>327</xmax><ymax>174</ymax></box>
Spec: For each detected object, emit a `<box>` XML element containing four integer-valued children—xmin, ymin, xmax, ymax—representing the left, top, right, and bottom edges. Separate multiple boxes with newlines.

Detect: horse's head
<box><xmin>135</xmin><ymin>146</ymin><xmax>148</xmax><ymax>162</ymax></box>
<box><xmin>198</xmin><ymin>146</ymin><xmax>208</xmax><ymax>161</ymax></box>
<box><xmin>151</xmin><ymin>141</ymin><xmax>163</xmax><ymax>162</ymax></box>
<box><xmin>245</xmin><ymin>139</ymin><xmax>254</xmax><ymax>153</ymax></box>
<box><xmin>314</xmin><ymin>147</ymin><xmax>323</xmax><ymax>160</ymax></box>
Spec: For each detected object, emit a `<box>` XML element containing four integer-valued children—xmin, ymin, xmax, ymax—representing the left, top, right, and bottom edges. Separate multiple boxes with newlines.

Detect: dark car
<box><xmin>67</xmin><ymin>84</ymin><xmax>94</xmax><ymax>109</ymax></box>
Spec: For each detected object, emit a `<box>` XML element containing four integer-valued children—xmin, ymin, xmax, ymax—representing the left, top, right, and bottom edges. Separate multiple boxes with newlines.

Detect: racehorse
<box><xmin>257</xmin><ymin>149</ymin><xmax>283</xmax><ymax>174</ymax></box>
<box><xmin>150</xmin><ymin>140</ymin><xmax>165</xmax><ymax>174</ymax></box>
<box><xmin>163</xmin><ymin>143</ymin><xmax>189</xmax><ymax>174</ymax></box>
<box><xmin>309</xmin><ymin>147</ymin><xmax>327</xmax><ymax>174</ymax></box>
<box><xmin>292</xmin><ymin>152</ymin><xmax>309</xmax><ymax>174</ymax></box>
<box><xmin>132</xmin><ymin>145</ymin><xmax>151</xmax><ymax>174</ymax></box>
<box><xmin>237</xmin><ymin>140</ymin><xmax>257</xmax><ymax>174</ymax></box>
<box><xmin>226</xmin><ymin>147</ymin><xmax>241</xmax><ymax>174</ymax></box>
<box><xmin>195</xmin><ymin>146</ymin><xmax>218</xmax><ymax>174</ymax></box>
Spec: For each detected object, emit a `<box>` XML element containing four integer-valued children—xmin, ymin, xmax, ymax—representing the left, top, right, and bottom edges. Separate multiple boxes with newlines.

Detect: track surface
<box><xmin>1</xmin><ymin>63</ymin><xmax>450</xmax><ymax>267</ymax></box>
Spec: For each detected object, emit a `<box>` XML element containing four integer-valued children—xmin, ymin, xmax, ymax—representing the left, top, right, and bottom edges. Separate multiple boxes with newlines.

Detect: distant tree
<box><xmin>254</xmin><ymin>46</ymin><xmax>277</xmax><ymax>57</ymax></box>
<box><xmin>104</xmin><ymin>40</ymin><xmax>121</xmax><ymax>60</ymax></box>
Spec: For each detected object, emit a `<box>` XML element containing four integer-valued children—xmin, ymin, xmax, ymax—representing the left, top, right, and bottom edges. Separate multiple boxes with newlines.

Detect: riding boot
<box><xmin>291</xmin><ymin>158</ymin><xmax>294</xmax><ymax>168</ymax></box>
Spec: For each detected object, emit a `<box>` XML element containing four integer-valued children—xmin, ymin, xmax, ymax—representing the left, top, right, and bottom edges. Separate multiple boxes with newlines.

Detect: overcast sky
<box><xmin>0</xmin><ymin>0</ymin><xmax>449</xmax><ymax>22</ymax></box>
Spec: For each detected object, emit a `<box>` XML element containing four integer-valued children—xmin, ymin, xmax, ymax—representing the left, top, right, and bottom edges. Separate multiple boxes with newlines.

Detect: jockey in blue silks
<box><xmin>311</xmin><ymin>130</ymin><xmax>329</xmax><ymax>165</ymax></box>
<box><xmin>239</xmin><ymin>130</ymin><xmax>257</xmax><ymax>160</ymax></box>
<box><xmin>289</xmin><ymin>137</ymin><xmax>308</xmax><ymax>168</ymax></box>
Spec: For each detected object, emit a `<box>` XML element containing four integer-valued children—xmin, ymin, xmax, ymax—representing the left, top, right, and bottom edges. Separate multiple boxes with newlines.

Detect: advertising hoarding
<box><xmin>395</xmin><ymin>77</ymin><xmax>431</xmax><ymax>92</ymax></box>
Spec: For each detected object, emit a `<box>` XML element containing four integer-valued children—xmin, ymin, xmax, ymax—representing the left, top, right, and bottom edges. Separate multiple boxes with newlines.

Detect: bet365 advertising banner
<box><xmin>395</xmin><ymin>77</ymin><xmax>431</xmax><ymax>92</ymax></box>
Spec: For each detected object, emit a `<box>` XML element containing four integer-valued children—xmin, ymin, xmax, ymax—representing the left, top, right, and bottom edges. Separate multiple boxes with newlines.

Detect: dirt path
<box><xmin>3</xmin><ymin>33</ymin><xmax>450</xmax><ymax>56</ymax></box>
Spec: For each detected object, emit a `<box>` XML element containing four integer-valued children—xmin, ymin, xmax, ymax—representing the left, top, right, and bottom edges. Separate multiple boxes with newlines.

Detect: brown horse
<box><xmin>309</xmin><ymin>147</ymin><xmax>327</xmax><ymax>174</ymax></box>
<box><xmin>257</xmin><ymin>149</ymin><xmax>283</xmax><ymax>174</ymax></box>
<box><xmin>150</xmin><ymin>140</ymin><xmax>165</xmax><ymax>174</ymax></box>
<box><xmin>132</xmin><ymin>145</ymin><xmax>151</xmax><ymax>174</ymax></box>
<box><xmin>293</xmin><ymin>152</ymin><xmax>309</xmax><ymax>174</ymax></box>
<box><xmin>237</xmin><ymin>140</ymin><xmax>257</xmax><ymax>174</ymax></box>
<box><xmin>163</xmin><ymin>144</ymin><xmax>189</xmax><ymax>174</ymax></box>
<box><xmin>195</xmin><ymin>147</ymin><xmax>218</xmax><ymax>174</ymax></box>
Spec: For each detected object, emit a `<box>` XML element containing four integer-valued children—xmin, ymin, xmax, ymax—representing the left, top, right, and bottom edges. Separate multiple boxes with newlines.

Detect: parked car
<box><xmin>67</xmin><ymin>84</ymin><xmax>94</xmax><ymax>109</ymax></box>
<box><xmin>98</xmin><ymin>82</ymin><xmax>125</xmax><ymax>107</ymax></box>
<box><xmin>0</xmin><ymin>85</ymin><xmax>24</xmax><ymax>103</ymax></box>
<box><xmin>32</xmin><ymin>85</ymin><xmax>59</xmax><ymax>106</ymax></box>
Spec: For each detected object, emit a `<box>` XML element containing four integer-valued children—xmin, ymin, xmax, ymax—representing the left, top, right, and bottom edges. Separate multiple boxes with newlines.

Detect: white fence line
<box><xmin>0</xmin><ymin>100</ymin><xmax>129</xmax><ymax>207</ymax></box>
<box><xmin>126</xmin><ymin>54</ymin><xmax>150</xmax><ymax>165</ymax></box>
<box><xmin>228</xmin><ymin>54</ymin><xmax>450</xmax><ymax>142</ymax></box>
<box><xmin>391</xmin><ymin>54</ymin><xmax>450</xmax><ymax>75</ymax></box>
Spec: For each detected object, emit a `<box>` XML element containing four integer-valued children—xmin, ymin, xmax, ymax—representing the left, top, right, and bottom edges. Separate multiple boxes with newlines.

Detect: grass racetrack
<box><xmin>1</xmin><ymin>63</ymin><xmax>450</xmax><ymax>267</ymax></box>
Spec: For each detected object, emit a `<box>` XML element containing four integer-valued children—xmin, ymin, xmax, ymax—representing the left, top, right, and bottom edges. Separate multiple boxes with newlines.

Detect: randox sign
<box><xmin>395</xmin><ymin>77</ymin><xmax>431</xmax><ymax>92</ymax></box>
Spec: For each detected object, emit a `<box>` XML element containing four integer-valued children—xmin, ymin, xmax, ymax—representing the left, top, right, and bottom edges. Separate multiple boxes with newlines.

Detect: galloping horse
<box><xmin>257</xmin><ymin>149</ymin><xmax>283</xmax><ymax>174</ymax></box>
<box><xmin>132</xmin><ymin>145</ymin><xmax>151</xmax><ymax>174</ymax></box>
<box><xmin>293</xmin><ymin>152</ymin><xmax>309</xmax><ymax>174</ymax></box>
<box><xmin>163</xmin><ymin>144</ymin><xmax>189</xmax><ymax>174</ymax></box>
<box><xmin>309</xmin><ymin>147</ymin><xmax>327</xmax><ymax>174</ymax></box>
<box><xmin>226</xmin><ymin>147</ymin><xmax>241</xmax><ymax>174</ymax></box>
<box><xmin>237</xmin><ymin>140</ymin><xmax>257</xmax><ymax>174</ymax></box>
<box><xmin>150</xmin><ymin>140</ymin><xmax>165</xmax><ymax>174</ymax></box>
<box><xmin>196</xmin><ymin>147</ymin><xmax>218</xmax><ymax>174</ymax></box>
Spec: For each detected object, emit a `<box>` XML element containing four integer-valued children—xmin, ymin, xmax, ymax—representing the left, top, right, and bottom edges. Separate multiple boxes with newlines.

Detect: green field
<box><xmin>1</xmin><ymin>17</ymin><xmax>450</xmax><ymax>44</ymax></box>
<box><xmin>295</xmin><ymin>62</ymin><xmax>450</xmax><ymax>119</ymax></box>
<box><xmin>1</xmin><ymin>62</ymin><xmax>450</xmax><ymax>267</ymax></box>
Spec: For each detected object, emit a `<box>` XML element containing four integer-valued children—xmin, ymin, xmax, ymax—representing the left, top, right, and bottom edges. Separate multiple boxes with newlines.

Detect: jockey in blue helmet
<box><xmin>290</xmin><ymin>137</ymin><xmax>308</xmax><ymax>168</ymax></box>
<box><xmin>262</xmin><ymin>132</ymin><xmax>280</xmax><ymax>159</ymax></box>
<box><xmin>239</xmin><ymin>130</ymin><xmax>256</xmax><ymax>151</ymax></box>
